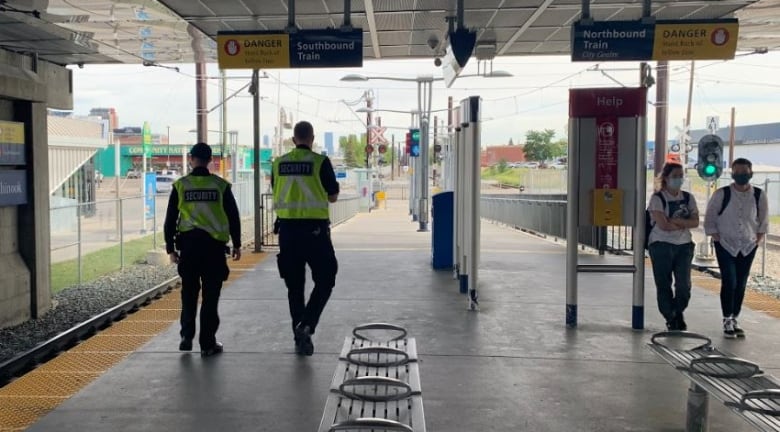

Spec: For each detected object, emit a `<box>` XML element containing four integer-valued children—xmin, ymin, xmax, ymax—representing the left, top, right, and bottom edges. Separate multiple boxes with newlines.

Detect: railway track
<box><xmin>0</xmin><ymin>276</ymin><xmax>180</xmax><ymax>386</ymax></box>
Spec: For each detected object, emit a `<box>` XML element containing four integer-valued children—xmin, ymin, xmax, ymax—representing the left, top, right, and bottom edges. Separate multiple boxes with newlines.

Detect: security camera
<box><xmin>427</xmin><ymin>34</ymin><xmax>439</xmax><ymax>50</ymax></box>
<box><xmin>434</xmin><ymin>57</ymin><xmax>442</xmax><ymax>67</ymax></box>
<box><xmin>77</xmin><ymin>62</ymin><xmax>84</xmax><ymax>69</ymax></box>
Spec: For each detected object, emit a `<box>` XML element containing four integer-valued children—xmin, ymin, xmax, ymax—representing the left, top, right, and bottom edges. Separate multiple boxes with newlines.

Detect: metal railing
<box><xmin>257</xmin><ymin>194</ymin><xmax>361</xmax><ymax>247</ymax></box>
<box><xmin>49</xmin><ymin>182</ymin><xmax>259</xmax><ymax>291</ymax></box>
<box><xmin>480</xmin><ymin>196</ymin><xmax>617</xmax><ymax>252</ymax></box>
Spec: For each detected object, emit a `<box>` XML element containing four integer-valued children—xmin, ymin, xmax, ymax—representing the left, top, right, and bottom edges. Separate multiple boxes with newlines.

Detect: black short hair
<box><xmin>293</xmin><ymin>121</ymin><xmax>314</xmax><ymax>141</ymax></box>
<box><xmin>732</xmin><ymin>157</ymin><xmax>752</xmax><ymax>170</ymax></box>
<box><xmin>190</xmin><ymin>142</ymin><xmax>212</xmax><ymax>161</ymax></box>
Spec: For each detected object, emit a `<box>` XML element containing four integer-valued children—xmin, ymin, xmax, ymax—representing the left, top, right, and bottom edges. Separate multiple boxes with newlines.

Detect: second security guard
<box><xmin>273</xmin><ymin>121</ymin><xmax>339</xmax><ymax>356</ymax></box>
<box><xmin>164</xmin><ymin>142</ymin><xmax>242</xmax><ymax>357</ymax></box>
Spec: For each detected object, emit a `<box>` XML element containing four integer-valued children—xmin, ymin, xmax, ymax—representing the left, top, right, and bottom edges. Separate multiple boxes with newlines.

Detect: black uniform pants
<box><xmin>277</xmin><ymin>221</ymin><xmax>338</xmax><ymax>335</ymax></box>
<box><xmin>176</xmin><ymin>233</ymin><xmax>230</xmax><ymax>349</ymax></box>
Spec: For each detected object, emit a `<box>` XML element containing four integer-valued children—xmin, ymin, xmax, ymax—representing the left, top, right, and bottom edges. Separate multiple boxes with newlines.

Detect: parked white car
<box><xmin>155</xmin><ymin>175</ymin><xmax>177</xmax><ymax>194</ymax></box>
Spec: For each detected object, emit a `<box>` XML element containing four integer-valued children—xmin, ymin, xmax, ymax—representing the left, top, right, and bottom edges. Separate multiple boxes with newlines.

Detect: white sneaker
<box><xmin>723</xmin><ymin>318</ymin><xmax>737</xmax><ymax>339</ymax></box>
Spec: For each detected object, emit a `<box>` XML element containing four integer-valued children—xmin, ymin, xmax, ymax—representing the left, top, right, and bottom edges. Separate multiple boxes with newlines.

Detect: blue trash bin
<box><xmin>431</xmin><ymin>191</ymin><xmax>454</xmax><ymax>269</ymax></box>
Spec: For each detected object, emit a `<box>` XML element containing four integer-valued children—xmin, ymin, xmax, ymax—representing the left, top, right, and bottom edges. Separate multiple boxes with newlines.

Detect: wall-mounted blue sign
<box><xmin>571</xmin><ymin>21</ymin><xmax>655</xmax><ymax>61</ymax></box>
<box><xmin>0</xmin><ymin>170</ymin><xmax>27</xmax><ymax>206</ymax></box>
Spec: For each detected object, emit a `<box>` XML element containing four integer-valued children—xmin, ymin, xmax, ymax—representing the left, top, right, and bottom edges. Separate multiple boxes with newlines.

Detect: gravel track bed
<box><xmin>0</xmin><ymin>264</ymin><xmax>178</xmax><ymax>365</ymax></box>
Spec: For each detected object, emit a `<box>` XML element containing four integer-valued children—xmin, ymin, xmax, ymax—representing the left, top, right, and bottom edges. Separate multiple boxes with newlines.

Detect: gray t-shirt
<box><xmin>647</xmin><ymin>190</ymin><xmax>698</xmax><ymax>245</ymax></box>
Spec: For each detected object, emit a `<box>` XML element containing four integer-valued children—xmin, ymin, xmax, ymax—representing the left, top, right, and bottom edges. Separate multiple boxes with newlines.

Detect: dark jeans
<box><xmin>277</xmin><ymin>221</ymin><xmax>338</xmax><ymax>336</ymax></box>
<box><xmin>648</xmin><ymin>241</ymin><xmax>695</xmax><ymax>323</ymax></box>
<box><xmin>176</xmin><ymin>232</ymin><xmax>229</xmax><ymax>349</ymax></box>
<box><xmin>714</xmin><ymin>242</ymin><xmax>757</xmax><ymax>318</ymax></box>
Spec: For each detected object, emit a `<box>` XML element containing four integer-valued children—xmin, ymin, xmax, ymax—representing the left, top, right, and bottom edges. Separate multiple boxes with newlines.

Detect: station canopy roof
<box><xmin>0</xmin><ymin>0</ymin><xmax>779</xmax><ymax>66</ymax></box>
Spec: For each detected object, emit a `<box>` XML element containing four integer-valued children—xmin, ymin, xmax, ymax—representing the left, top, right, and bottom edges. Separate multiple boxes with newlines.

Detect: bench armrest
<box><xmin>725</xmin><ymin>389</ymin><xmax>780</xmax><ymax>416</ymax></box>
<box><xmin>353</xmin><ymin>323</ymin><xmax>408</xmax><ymax>342</ymax></box>
<box><xmin>346</xmin><ymin>346</ymin><xmax>410</xmax><ymax>367</ymax></box>
<box><xmin>338</xmin><ymin>376</ymin><xmax>414</xmax><ymax>402</ymax></box>
<box><xmin>329</xmin><ymin>417</ymin><xmax>414</xmax><ymax>432</ymax></box>
<box><xmin>678</xmin><ymin>355</ymin><xmax>763</xmax><ymax>379</ymax></box>
<box><xmin>650</xmin><ymin>331</ymin><xmax>713</xmax><ymax>352</ymax></box>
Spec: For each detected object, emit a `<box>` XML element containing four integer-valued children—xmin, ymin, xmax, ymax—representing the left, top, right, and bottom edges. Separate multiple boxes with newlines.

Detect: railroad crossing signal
<box><xmin>369</xmin><ymin>126</ymin><xmax>388</xmax><ymax>145</ymax></box>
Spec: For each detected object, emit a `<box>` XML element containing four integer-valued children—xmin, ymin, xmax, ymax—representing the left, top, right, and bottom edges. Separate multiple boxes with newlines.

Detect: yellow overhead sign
<box><xmin>216</xmin><ymin>34</ymin><xmax>290</xmax><ymax>69</ymax></box>
<box><xmin>653</xmin><ymin>20</ymin><xmax>739</xmax><ymax>61</ymax></box>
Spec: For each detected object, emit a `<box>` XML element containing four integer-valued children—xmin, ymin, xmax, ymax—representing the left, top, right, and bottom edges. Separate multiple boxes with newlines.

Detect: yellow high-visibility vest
<box><xmin>174</xmin><ymin>174</ymin><xmax>230</xmax><ymax>242</ymax></box>
<box><xmin>272</xmin><ymin>148</ymin><xmax>329</xmax><ymax>219</ymax></box>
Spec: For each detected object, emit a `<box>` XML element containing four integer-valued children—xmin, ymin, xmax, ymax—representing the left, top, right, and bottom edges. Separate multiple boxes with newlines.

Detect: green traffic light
<box><xmin>704</xmin><ymin>164</ymin><xmax>716</xmax><ymax>175</ymax></box>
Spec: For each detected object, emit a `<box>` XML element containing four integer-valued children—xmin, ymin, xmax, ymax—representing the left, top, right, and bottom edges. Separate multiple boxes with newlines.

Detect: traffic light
<box><xmin>696</xmin><ymin>134</ymin><xmax>724</xmax><ymax>182</ymax></box>
<box><xmin>405</xmin><ymin>132</ymin><xmax>412</xmax><ymax>154</ymax></box>
<box><xmin>410</xmin><ymin>128</ymin><xmax>420</xmax><ymax>157</ymax></box>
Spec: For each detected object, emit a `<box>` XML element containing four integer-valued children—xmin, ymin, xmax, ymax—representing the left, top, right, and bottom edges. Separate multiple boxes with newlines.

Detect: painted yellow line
<box><xmin>693</xmin><ymin>270</ymin><xmax>780</xmax><ymax>319</ymax></box>
<box><xmin>0</xmin><ymin>252</ymin><xmax>267</xmax><ymax>431</ymax></box>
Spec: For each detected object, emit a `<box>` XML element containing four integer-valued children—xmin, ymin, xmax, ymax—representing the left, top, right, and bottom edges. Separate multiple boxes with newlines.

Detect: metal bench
<box><xmin>319</xmin><ymin>323</ymin><xmax>426</xmax><ymax>432</ymax></box>
<box><xmin>648</xmin><ymin>331</ymin><xmax>780</xmax><ymax>431</ymax></box>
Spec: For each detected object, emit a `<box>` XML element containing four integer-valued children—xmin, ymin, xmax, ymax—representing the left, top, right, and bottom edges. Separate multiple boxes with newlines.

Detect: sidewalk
<box><xmin>27</xmin><ymin>200</ymin><xmax>780</xmax><ymax>431</ymax></box>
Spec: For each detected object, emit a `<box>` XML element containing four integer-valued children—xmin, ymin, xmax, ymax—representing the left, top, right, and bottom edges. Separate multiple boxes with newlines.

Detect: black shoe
<box><xmin>676</xmin><ymin>314</ymin><xmax>688</xmax><ymax>332</ymax></box>
<box><xmin>732</xmin><ymin>318</ymin><xmax>746</xmax><ymax>337</ymax></box>
<box><xmin>179</xmin><ymin>338</ymin><xmax>193</xmax><ymax>351</ymax></box>
<box><xmin>294</xmin><ymin>325</ymin><xmax>314</xmax><ymax>356</ymax></box>
<box><xmin>201</xmin><ymin>342</ymin><xmax>224</xmax><ymax>358</ymax></box>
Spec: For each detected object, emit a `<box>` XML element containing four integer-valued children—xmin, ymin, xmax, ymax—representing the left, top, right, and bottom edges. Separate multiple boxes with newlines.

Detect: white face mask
<box><xmin>667</xmin><ymin>178</ymin><xmax>684</xmax><ymax>189</ymax></box>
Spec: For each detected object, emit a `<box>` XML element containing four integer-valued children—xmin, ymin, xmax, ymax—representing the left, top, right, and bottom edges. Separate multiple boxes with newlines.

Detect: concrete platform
<box><xmin>28</xmin><ymin>200</ymin><xmax>780</xmax><ymax>431</ymax></box>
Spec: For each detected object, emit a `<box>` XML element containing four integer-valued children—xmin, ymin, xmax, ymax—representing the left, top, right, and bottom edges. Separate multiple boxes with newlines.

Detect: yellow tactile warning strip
<box><xmin>692</xmin><ymin>271</ymin><xmax>780</xmax><ymax>319</ymax></box>
<box><xmin>0</xmin><ymin>251</ymin><xmax>267</xmax><ymax>431</ymax></box>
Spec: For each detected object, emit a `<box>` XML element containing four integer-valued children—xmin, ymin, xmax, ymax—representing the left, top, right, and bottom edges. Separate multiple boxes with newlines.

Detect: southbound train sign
<box><xmin>217</xmin><ymin>29</ymin><xmax>363</xmax><ymax>69</ymax></box>
<box><xmin>572</xmin><ymin>19</ymin><xmax>739</xmax><ymax>62</ymax></box>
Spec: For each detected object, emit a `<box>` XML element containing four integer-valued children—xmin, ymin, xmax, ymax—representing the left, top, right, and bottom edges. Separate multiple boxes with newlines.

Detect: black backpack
<box><xmin>717</xmin><ymin>186</ymin><xmax>761</xmax><ymax>218</ymax></box>
<box><xmin>644</xmin><ymin>191</ymin><xmax>691</xmax><ymax>249</ymax></box>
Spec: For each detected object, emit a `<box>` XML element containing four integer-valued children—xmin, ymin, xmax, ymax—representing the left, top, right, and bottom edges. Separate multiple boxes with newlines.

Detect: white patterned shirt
<box><xmin>704</xmin><ymin>184</ymin><xmax>769</xmax><ymax>257</ymax></box>
<box><xmin>647</xmin><ymin>190</ymin><xmax>698</xmax><ymax>245</ymax></box>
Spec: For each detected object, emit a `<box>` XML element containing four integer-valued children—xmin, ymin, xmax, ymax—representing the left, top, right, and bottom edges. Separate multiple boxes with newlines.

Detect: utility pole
<box><xmin>166</xmin><ymin>125</ymin><xmax>171</xmax><ymax>167</ymax></box>
<box><xmin>654</xmin><ymin>61</ymin><xmax>669</xmax><ymax>176</ymax></box>
<box><xmin>729</xmin><ymin>107</ymin><xmax>736</xmax><ymax>166</ymax></box>
<box><xmin>391</xmin><ymin>134</ymin><xmax>395</xmax><ymax>181</ymax></box>
<box><xmin>365</xmin><ymin>90</ymin><xmax>373</xmax><ymax>169</ymax></box>
<box><xmin>221</xmin><ymin>69</ymin><xmax>228</xmax><ymax>178</ymax></box>
<box><xmin>684</xmin><ymin>60</ymin><xmax>695</xmax><ymax>169</ymax></box>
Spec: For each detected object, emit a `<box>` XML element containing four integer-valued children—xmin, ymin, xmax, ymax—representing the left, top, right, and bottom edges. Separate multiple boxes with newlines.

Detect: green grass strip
<box><xmin>50</xmin><ymin>233</ymin><xmax>165</xmax><ymax>293</ymax></box>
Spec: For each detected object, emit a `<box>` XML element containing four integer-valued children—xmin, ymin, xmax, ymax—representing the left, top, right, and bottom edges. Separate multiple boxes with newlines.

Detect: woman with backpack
<box><xmin>704</xmin><ymin>158</ymin><xmax>768</xmax><ymax>339</ymax></box>
<box><xmin>647</xmin><ymin>162</ymin><xmax>699</xmax><ymax>331</ymax></box>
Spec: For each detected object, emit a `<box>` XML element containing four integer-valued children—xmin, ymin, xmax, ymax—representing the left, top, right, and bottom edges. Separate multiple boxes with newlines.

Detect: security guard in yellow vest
<box><xmin>164</xmin><ymin>142</ymin><xmax>242</xmax><ymax>357</ymax></box>
<box><xmin>273</xmin><ymin>121</ymin><xmax>339</xmax><ymax>356</ymax></box>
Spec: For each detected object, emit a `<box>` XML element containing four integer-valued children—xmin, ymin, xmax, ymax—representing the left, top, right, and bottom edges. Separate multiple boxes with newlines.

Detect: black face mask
<box><xmin>732</xmin><ymin>173</ymin><xmax>752</xmax><ymax>186</ymax></box>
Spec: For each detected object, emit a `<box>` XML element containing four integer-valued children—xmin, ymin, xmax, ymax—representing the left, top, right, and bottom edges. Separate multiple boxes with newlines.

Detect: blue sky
<box><xmin>68</xmin><ymin>51</ymin><xmax>780</xmax><ymax>148</ymax></box>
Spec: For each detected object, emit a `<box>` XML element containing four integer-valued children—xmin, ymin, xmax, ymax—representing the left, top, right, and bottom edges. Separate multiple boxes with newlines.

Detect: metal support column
<box><xmin>467</xmin><ymin>96</ymin><xmax>481</xmax><ymax>310</ymax></box>
<box><xmin>251</xmin><ymin>69</ymin><xmax>262</xmax><ymax>252</ymax></box>
<box><xmin>633</xmin><ymin>98</ymin><xmax>648</xmax><ymax>330</ymax></box>
<box><xmin>566</xmin><ymin>117</ymin><xmax>580</xmax><ymax>328</ymax></box>
<box><xmin>195</xmin><ymin>62</ymin><xmax>208</xmax><ymax>144</ymax></box>
<box><xmin>418</xmin><ymin>79</ymin><xmax>433</xmax><ymax>232</ymax></box>
<box><xmin>686</xmin><ymin>383</ymin><xmax>709</xmax><ymax>432</ymax></box>
<box><xmin>457</xmin><ymin>123</ymin><xmax>467</xmax><ymax>293</ymax></box>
